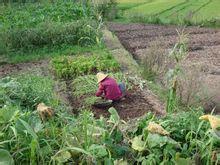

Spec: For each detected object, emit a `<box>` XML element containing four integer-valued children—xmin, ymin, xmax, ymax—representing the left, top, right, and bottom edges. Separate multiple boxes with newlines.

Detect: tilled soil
<box><xmin>108</xmin><ymin>22</ymin><xmax>220</xmax><ymax>112</ymax></box>
<box><xmin>0</xmin><ymin>60</ymin><xmax>49</xmax><ymax>78</ymax></box>
<box><xmin>91</xmin><ymin>88</ymin><xmax>158</xmax><ymax>121</ymax></box>
<box><xmin>69</xmin><ymin>86</ymin><xmax>161</xmax><ymax>120</ymax></box>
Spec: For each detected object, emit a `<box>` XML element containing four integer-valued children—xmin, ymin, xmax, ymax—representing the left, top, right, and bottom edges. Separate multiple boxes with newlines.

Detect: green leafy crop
<box><xmin>51</xmin><ymin>53</ymin><xmax>120</xmax><ymax>79</ymax></box>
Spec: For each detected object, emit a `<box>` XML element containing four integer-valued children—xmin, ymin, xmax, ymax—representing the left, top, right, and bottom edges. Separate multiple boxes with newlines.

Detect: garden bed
<box><xmin>91</xmin><ymin>88</ymin><xmax>154</xmax><ymax>120</ymax></box>
<box><xmin>68</xmin><ymin>73</ymin><xmax>158</xmax><ymax>120</ymax></box>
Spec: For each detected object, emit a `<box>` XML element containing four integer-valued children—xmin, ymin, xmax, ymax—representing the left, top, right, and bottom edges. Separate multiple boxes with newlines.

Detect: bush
<box><xmin>94</xmin><ymin>0</ymin><xmax>118</xmax><ymax>20</ymax></box>
<box><xmin>51</xmin><ymin>52</ymin><xmax>120</xmax><ymax>79</ymax></box>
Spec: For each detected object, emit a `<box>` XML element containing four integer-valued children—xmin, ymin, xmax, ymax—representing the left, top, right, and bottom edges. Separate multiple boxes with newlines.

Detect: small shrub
<box><xmin>177</xmin><ymin>64</ymin><xmax>205</xmax><ymax>106</ymax></box>
<box><xmin>142</xmin><ymin>39</ymin><xmax>169</xmax><ymax>81</ymax></box>
<box><xmin>93</xmin><ymin>0</ymin><xmax>118</xmax><ymax>20</ymax></box>
<box><xmin>51</xmin><ymin>53</ymin><xmax>120</xmax><ymax>79</ymax></box>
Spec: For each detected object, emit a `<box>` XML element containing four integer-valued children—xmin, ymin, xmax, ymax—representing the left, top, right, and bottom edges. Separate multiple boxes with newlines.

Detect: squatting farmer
<box><xmin>93</xmin><ymin>72</ymin><xmax>126</xmax><ymax>107</ymax></box>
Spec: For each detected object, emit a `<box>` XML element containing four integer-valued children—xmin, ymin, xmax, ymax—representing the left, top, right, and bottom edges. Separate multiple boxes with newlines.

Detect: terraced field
<box><xmin>108</xmin><ymin>22</ymin><xmax>220</xmax><ymax>111</ymax></box>
<box><xmin>117</xmin><ymin>0</ymin><xmax>220</xmax><ymax>25</ymax></box>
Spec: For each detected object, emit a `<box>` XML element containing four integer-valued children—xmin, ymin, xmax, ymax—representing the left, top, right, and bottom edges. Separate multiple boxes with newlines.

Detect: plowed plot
<box><xmin>108</xmin><ymin>22</ymin><xmax>220</xmax><ymax>112</ymax></box>
<box><xmin>72</xmin><ymin>87</ymin><xmax>158</xmax><ymax>121</ymax></box>
<box><xmin>91</xmin><ymin>89</ymin><xmax>154</xmax><ymax>120</ymax></box>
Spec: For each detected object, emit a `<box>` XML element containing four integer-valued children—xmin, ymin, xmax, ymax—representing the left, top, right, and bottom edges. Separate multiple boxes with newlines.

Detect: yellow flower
<box><xmin>147</xmin><ymin>122</ymin><xmax>169</xmax><ymax>135</ymax></box>
<box><xmin>199</xmin><ymin>115</ymin><xmax>220</xmax><ymax>130</ymax></box>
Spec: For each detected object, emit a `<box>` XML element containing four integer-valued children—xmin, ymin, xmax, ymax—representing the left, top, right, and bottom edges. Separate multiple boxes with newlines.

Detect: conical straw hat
<box><xmin>96</xmin><ymin>72</ymin><xmax>108</xmax><ymax>83</ymax></box>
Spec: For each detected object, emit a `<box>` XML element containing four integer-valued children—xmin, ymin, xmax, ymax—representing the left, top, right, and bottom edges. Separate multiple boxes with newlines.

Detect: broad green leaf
<box><xmin>88</xmin><ymin>144</ymin><xmax>108</xmax><ymax>158</ymax></box>
<box><xmin>0</xmin><ymin>149</ymin><xmax>14</xmax><ymax>165</ymax></box>
<box><xmin>0</xmin><ymin>106</ymin><xmax>18</xmax><ymax>124</ymax></box>
<box><xmin>131</xmin><ymin>135</ymin><xmax>145</xmax><ymax>152</ymax></box>
<box><xmin>19</xmin><ymin>119</ymin><xmax>38</xmax><ymax>139</ymax></box>
<box><xmin>147</xmin><ymin>133</ymin><xmax>178</xmax><ymax>148</ymax></box>
<box><xmin>175</xmin><ymin>155</ymin><xmax>192</xmax><ymax>165</ymax></box>
<box><xmin>108</xmin><ymin>107</ymin><xmax>120</xmax><ymax>124</ymax></box>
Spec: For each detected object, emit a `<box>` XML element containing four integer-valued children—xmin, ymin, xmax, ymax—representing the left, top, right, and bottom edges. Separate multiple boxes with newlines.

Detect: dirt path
<box><xmin>0</xmin><ymin>60</ymin><xmax>49</xmax><ymax>78</ymax></box>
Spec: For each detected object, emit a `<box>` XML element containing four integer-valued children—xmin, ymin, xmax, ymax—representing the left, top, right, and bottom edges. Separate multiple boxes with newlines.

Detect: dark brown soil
<box><xmin>108</xmin><ymin>22</ymin><xmax>220</xmax><ymax>113</ymax></box>
<box><xmin>0</xmin><ymin>60</ymin><xmax>49</xmax><ymax>78</ymax></box>
<box><xmin>91</xmin><ymin>88</ymin><xmax>156</xmax><ymax>121</ymax></box>
<box><xmin>108</xmin><ymin>22</ymin><xmax>220</xmax><ymax>59</ymax></box>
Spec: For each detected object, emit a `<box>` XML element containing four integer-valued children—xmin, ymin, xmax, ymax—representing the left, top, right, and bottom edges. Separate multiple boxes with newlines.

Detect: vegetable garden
<box><xmin>0</xmin><ymin>0</ymin><xmax>220</xmax><ymax>164</ymax></box>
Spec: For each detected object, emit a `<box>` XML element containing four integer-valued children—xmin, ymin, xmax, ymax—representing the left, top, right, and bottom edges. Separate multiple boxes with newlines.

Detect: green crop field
<box><xmin>1</xmin><ymin>1</ymin><xmax>220</xmax><ymax>164</ymax></box>
<box><xmin>117</xmin><ymin>0</ymin><xmax>220</xmax><ymax>26</ymax></box>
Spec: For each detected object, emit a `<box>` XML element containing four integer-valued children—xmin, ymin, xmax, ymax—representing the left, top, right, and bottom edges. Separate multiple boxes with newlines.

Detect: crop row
<box><xmin>51</xmin><ymin>50</ymin><xmax>120</xmax><ymax>79</ymax></box>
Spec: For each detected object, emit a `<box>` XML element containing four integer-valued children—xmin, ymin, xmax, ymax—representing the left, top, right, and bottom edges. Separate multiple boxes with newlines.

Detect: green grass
<box><xmin>194</xmin><ymin>0</ymin><xmax>220</xmax><ymax>21</ymax></box>
<box><xmin>117</xmin><ymin>0</ymin><xmax>220</xmax><ymax>27</ymax></box>
<box><xmin>0</xmin><ymin>45</ymin><xmax>103</xmax><ymax>64</ymax></box>
<box><xmin>116</xmin><ymin>0</ymin><xmax>150</xmax><ymax>10</ymax></box>
<box><xmin>0</xmin><ymin>1</ymin><xmax>84</xmax><ymax>30</ymax></box>
<box><xmin>160</xmin><ymin>0</ymin><xmax>209</xmax><ymax>18</ymax></box>
<box><xmin>125</xmin><ymin>0</ymin><xmax>185</xmax><ymax>16</ymax></box>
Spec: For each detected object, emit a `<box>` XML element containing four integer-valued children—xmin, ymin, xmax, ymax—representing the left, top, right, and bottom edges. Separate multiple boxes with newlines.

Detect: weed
<box><xmin>142</xmin><ymin>39</ymin><xmax>168</xmax><ymax>81</ymax></box>
<box><xmin>166</xmin><ymin>29</ymin><xmax>188</xmax><ymax>113</ymax></box>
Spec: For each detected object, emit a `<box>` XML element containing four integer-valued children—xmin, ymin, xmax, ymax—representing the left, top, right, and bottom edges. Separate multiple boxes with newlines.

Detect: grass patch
<box><xmin>117</xmin><ymin>0</ymin><xmax>150</xmax><ymax>10</ymax></box>
<box><xmin>125</xmin><ymin>0</ymin><xmax>185</xmax><ymax>16</ymax></box>
<box><xmin>194</xmin><ymin>0</ymin><xmax>220</xmax><ymax>22</ymax></box>
<box><xmin>0</xmin><ymin>1</ymin><xmax>85</xmax><ymax>30</ymax></box>
<box><xmin>1</xmin><ymin>45</ymin><xmax>102</xmax><ymax>64</ymax></box>
<box><xmin>115</xmin><ymin>0</ymin><xmax>220</xmax><ymax>27</ymax></box>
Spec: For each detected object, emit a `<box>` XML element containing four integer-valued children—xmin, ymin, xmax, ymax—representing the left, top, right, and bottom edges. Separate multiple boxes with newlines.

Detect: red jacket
<box><xmin>96</xmin><ymin>77</ymin><xmax>122</xmax><ymax>100</ymax></box>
